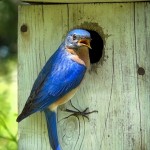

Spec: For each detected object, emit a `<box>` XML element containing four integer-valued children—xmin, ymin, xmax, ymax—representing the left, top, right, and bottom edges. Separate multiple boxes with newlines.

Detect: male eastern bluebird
<box><xmin>17</xmin><ymin>29</ymin><xmax>92</xmax><ymax>150</ymax></box>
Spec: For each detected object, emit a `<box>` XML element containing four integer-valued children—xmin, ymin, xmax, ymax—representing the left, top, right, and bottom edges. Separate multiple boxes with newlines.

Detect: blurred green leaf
<box><xmin>0</xmin><ymin>0</ymin><xmax>18</xmax><ymax>77</ymax></box>
<box><xmin>0</xmin><ymin>0</ymin><xmax>18</xmax><ymax>149</ymax></box>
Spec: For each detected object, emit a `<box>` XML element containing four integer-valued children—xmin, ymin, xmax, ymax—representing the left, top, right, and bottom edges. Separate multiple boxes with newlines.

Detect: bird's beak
<box><xmin>78</xmin><ymin>38</ymin><xmax>92</xmax><ymax>49</ymax></box>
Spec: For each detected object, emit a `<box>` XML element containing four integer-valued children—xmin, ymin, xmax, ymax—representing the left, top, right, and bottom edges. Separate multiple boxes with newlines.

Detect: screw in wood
<box><xmin>137</xmin><ymin>67</ymin><xmax>145</xmax><ymax>75</ymax></box>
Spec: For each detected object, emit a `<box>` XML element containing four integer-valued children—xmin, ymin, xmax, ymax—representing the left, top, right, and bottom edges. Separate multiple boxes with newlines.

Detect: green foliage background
<box><xmin>0</xmin><ymin>0</ymin><xmax>18</xmax><ymax>149</ymax></box>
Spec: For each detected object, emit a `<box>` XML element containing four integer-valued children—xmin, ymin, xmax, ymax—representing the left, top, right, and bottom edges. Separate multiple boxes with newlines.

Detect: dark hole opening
<box><xmin>87</xmin><ymin>30</ymin><xmax>104</xmax><ymax>64</ymax></box>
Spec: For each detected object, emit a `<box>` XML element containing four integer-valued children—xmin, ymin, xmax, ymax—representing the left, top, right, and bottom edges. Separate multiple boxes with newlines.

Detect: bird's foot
<box><xmin>65</xmin><ymin>108</ymin><xmax>98</xmax><ymax>120</ymax></box>
<box><xmin>65</xmin><ymin>101</ymin><xmax>98</xmax><ymax>120</ymax></box>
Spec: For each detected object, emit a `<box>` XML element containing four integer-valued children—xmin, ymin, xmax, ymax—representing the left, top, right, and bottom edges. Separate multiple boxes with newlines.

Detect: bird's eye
<box><xmin>72</xmin><ymin>34</ymin><xmax>77</xmax><ymax>40</ymax></box>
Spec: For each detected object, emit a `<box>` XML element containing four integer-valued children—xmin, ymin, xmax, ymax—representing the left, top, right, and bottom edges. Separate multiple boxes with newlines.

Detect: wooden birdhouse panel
<box><xmin>18</xmin><ymin>2</ymin><xmax>150</xmax><ymax>150</ymax></box>
<box><xmin>18</xmin><ymin>5</ymin><xmax>68</xmax><ymax>150</ymax></box>
<box><xmin>22</xmin><ymin>0</ymin><xmax>150</xmax><ymax>3</ymax></box>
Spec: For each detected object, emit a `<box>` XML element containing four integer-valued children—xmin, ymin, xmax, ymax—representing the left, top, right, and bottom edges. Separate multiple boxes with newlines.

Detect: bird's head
<box><xmin>65</xmin><ymin>29</ymin><xmax>91</xmax><ymax>49</ymax></box>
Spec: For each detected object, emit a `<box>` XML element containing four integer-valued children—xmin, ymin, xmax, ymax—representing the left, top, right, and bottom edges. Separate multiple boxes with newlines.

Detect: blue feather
<box><xmin>44</xmin><ymin>109</ymin><xmax>61</xmax><ymax>150</ymax></box>
<box><xmin>17</xmin><ymin>29</ymin><xmax>91</xmax><ymax>150</ymax></box>
<box><xmin>16</xmin><ymin>42</ymin><xmax>86</xmax><ymax>122</ymax></box>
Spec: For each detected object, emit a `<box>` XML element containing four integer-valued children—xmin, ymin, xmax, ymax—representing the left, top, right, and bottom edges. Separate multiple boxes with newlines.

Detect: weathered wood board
<box><xmin>21</xmin><ymin>0</ymin><xmax>150</xmax><ymax>3</ymax></box>
<box><xmin>18</xmin><ymin>2</ymin><xmax>150</xmax><ymax>150</ymax></box>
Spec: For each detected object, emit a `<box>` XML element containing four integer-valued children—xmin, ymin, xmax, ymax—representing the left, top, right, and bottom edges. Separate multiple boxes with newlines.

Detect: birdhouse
<box><xmin>18</xmin><ymin>0</ymin><xmax>150</xmax><ymax>150</ymax></box>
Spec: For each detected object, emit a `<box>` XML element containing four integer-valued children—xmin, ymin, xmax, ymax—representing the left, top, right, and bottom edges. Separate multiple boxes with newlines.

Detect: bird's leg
<box><xmin>65</xmin><ymin>101</ymin><xmax>98</xmax><ymax>120</ymax></box>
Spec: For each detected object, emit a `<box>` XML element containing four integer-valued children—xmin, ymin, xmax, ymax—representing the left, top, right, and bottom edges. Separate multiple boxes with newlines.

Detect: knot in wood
<box><xmin>21</xmin><ymin>24</ymin><xmax>28</xmax><ymax>32</ymax></box>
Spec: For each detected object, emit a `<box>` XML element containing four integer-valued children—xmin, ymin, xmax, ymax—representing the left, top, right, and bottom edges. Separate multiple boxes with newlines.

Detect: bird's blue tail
<box><xmin>44</xmin><ymin>108</ymin><xmax>61</xmax><ymax>150</ymax></box>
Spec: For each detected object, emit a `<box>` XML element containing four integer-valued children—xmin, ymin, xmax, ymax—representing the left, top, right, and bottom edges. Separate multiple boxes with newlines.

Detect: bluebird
<box><xmin>16</xmin><ymin>29</ymin><xmax>92</xmax><ymax>150</ymax></box>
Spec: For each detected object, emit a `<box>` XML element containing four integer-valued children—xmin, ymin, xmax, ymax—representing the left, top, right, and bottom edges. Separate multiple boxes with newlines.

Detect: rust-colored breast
<box><xmin>67</xmin><ymin>47</ymin><xmax>90</xmax><ymax>68</ymax></box>
<box><xmin>49</xmin><ymin>87</ymin><xmax>79</xmax><ymax>111</ymax></box>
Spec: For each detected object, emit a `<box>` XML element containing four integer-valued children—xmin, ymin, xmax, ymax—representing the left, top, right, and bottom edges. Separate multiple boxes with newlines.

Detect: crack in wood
<box><xmin>79</xmin><ymin>116</ymin><xmax>86</xmax><ymax>150</ymax></box>
<box><xmin>100</xmin><ymin>43</ymin><xmax>115</xmax><ymax>149</ymax></box>
<box><xmin>134</xmin><ymin>3</ymin><xmax>143</xmax><ymax>150</ymax></box>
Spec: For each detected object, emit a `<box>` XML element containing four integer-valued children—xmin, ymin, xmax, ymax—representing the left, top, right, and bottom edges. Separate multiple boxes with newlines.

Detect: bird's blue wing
<box><xmin>16</xmin><ymin>44</ymin><xmax>86</xmax><ymax>122</ymax></box>
<box><xmin>33</xmin><ymin>47</ymin><xmax>86</xmax><ymax>109</ymax></box>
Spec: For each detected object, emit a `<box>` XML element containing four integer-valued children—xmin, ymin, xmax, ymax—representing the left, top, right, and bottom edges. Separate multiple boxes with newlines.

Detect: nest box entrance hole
<box><xmin>76</xmin><ymin>22</ymin><xmax>105</xmax><ymax>64</ymax></box>
<box><xmin>87</xmin><ymin>29</ymin><xmax>104</xmax><ymax>64</ymax></box>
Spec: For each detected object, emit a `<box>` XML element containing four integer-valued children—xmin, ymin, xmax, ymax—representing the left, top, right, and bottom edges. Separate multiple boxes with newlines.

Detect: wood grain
<box><xmin>18</xmin><ymin>5</ymin><xmax>68</xmax><ymax>150</ymax></box>
<box><xmin>21</xmin><ymin>0</ymin><xmax>150</xmax><ymax>4</ymax></box>
<box><xmin>134</xmin><ymin>3</ymin><xmax>150</xmax><ymax>150</ymax></box>
<box><xmin>18</xmin><ymin>2</ymin><xmax>150</xmax><ymax>150</ymax></box>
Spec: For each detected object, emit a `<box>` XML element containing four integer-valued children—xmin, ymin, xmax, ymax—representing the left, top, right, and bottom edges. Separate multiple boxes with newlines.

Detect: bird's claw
<box><xmin>65</xmin><ymin>107</ymin><xmax>98</xmax><ymax>120</ymax></box>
